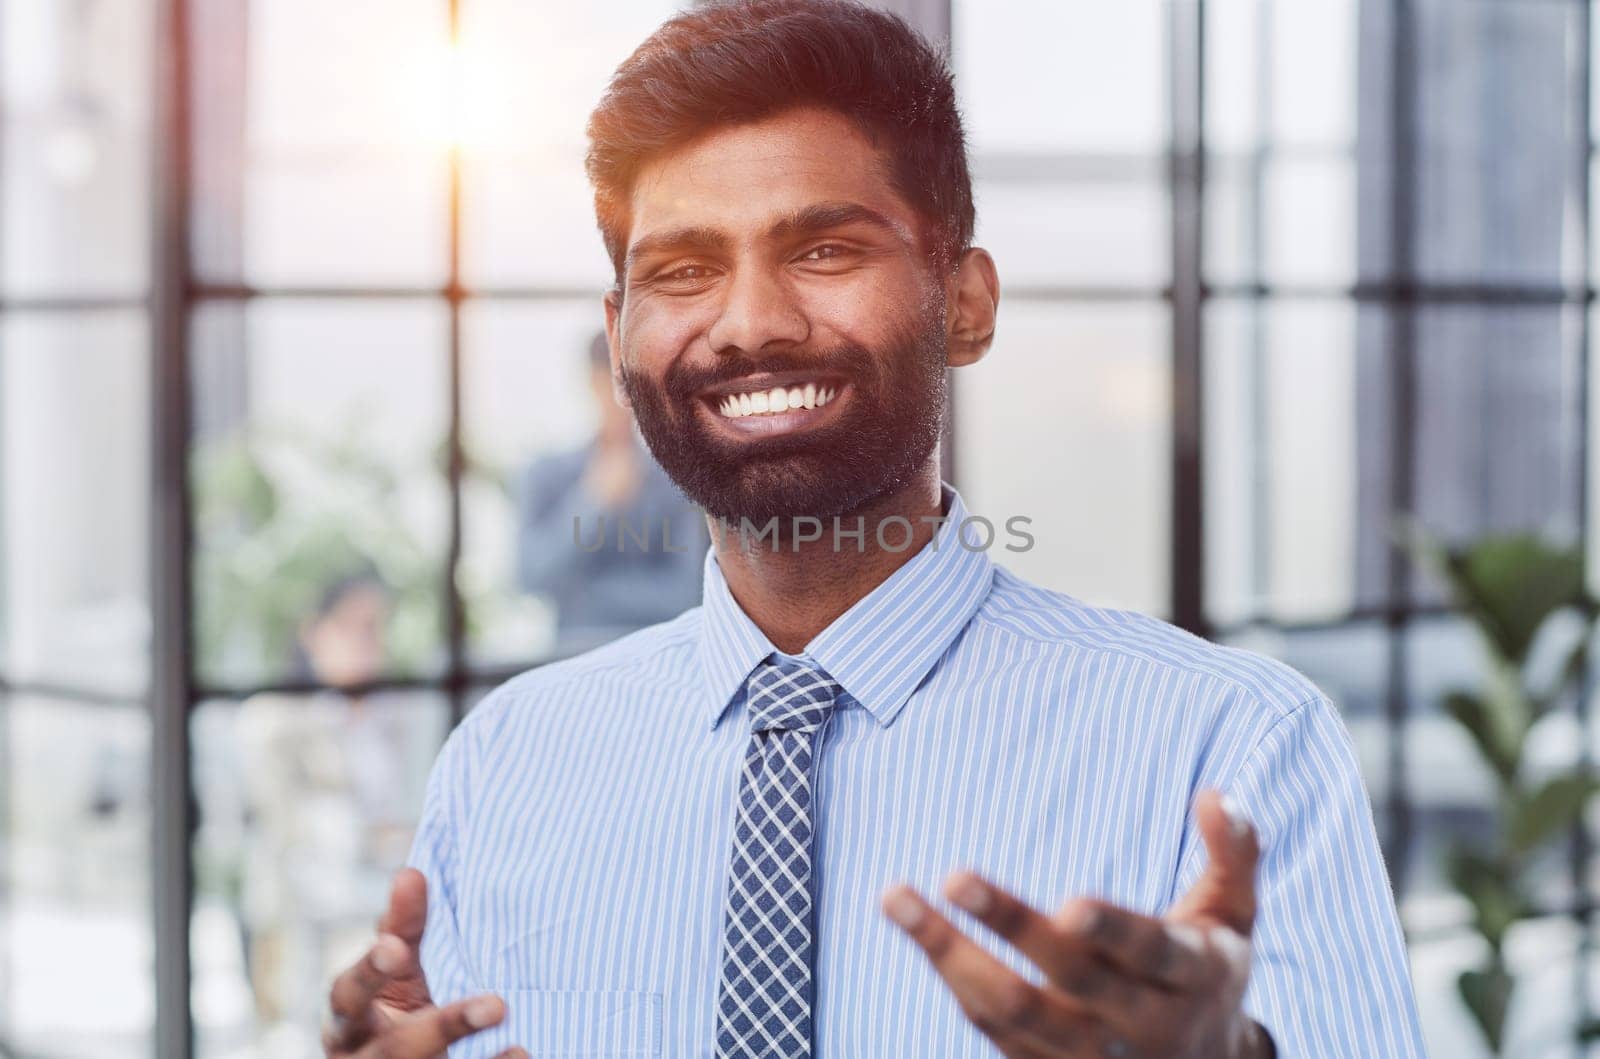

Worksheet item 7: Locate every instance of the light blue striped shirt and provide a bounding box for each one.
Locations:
[411,484,1426,1057]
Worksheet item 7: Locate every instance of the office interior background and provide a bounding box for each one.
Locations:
[1,0,1596,1055]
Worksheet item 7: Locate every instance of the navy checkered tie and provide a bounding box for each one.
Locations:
[713,655,842,1058]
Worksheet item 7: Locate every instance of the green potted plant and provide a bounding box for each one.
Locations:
[1411,531,1600,1054]
[190,425,448,685]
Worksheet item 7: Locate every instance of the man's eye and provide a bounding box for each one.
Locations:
[663,264,712,281]
[801,244,848,262]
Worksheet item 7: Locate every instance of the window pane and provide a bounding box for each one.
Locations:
[1204,0,1260,157]
[1205,298,1361,624]
[191,693,446,1055]
[1586,156,1600,292]
[1591,304,1600,599]
[1203,298,1260,624]
[954,0,1164,155]
[190,0,449,286]
[462,158,614,292]
[460,300,707,666]
[1412,0,1582,287]
[1406,305,1581,604]
[1206,0,1365,288]
[1269,1,1358,148]
[1206,155,1359,288]
[1206,0,1359,154]
[1203,159,1259,288]
[2,695,151,1056]
[189,299,450,688]
[1403,616,1501,903]
[955,301,1169,617]
[1265,157,1357,286]
[0,0,152,297]
[973,164,1167,289]
[1,310,150,697]
[1338,305,1581,612]
[457,0,689,289]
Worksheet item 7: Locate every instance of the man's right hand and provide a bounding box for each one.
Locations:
[322,867,526,1059]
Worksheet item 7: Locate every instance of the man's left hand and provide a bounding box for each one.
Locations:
[882,789,1273,1059]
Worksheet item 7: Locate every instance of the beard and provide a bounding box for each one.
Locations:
[619,315,948,524]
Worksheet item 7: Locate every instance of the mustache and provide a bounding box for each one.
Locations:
[660,346,879,404]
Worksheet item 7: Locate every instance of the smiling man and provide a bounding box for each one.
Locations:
[321,3,1427,1057]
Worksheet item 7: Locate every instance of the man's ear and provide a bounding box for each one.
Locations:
[945,247,999,368]
[602,289,632,410]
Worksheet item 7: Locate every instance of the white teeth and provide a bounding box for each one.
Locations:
[713,381,842,417]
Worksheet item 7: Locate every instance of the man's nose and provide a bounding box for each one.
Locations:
[706,266,809,356]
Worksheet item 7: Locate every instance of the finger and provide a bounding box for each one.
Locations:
[1169,790,1260,933]
[1052,897,1211,993]
[325,933,412,1045]
[352,994,506,1059]
[378,867,430,948]
[942,870,1102,988]
[883,883,1100,1050]
[943,872,1197,1046]
[490,1051,529,1059]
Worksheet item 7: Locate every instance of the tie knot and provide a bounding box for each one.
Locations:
[746,656,841,734]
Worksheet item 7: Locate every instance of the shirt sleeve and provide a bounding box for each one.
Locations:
[514,455,586,600]
[1182,695,1429,1058]
[405,720,481,1016]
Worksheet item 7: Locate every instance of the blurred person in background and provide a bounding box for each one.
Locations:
[238,567,429,1050]
[514,329,706,652]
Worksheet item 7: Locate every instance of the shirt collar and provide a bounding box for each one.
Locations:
[697,482,996,731]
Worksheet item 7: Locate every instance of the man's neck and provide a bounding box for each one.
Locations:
[708,465,946,654]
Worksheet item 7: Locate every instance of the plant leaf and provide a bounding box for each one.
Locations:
[1530,632,1595,717]
[1446,846,1524,949]
[1444,690,1521,785]
[1452,535,1584,666]
[1509,774,1600,854]
[1458,965,1514,1052]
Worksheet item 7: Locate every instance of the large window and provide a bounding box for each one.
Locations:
[0,0,155,1054]
[3,1,1599,1056]
[1203,3,1593,1057]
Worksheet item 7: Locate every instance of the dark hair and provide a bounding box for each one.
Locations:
[287,565,387,682]
[310,567,386,621]
[585,0,975,285]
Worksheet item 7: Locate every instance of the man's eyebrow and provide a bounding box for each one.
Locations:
[624,202,911,274]
[625,225,733,273]
[768,201,910,243]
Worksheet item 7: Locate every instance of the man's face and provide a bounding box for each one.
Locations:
[606,106,949,524]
